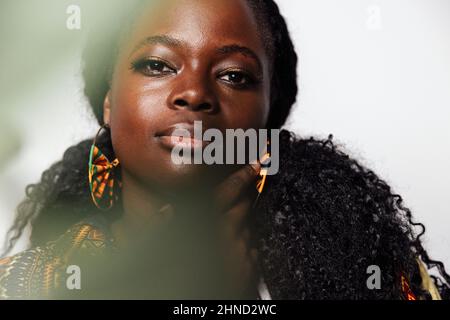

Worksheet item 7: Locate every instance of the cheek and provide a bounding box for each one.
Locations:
[213,72,271,130]
[108,75,168,163]
[110,74,167,135]
[220,89,270,130]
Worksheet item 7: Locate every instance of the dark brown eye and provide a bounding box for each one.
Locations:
[131,58,176,76]
[219,70,258,88]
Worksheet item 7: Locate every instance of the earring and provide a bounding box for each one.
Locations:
[253,141,271,208]
[256,152,270,194]
[88,124,120,210]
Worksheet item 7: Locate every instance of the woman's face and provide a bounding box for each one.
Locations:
[104,0,271,193]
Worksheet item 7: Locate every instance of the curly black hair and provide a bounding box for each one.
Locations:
[253,130,450,299]
[2,0,449,299]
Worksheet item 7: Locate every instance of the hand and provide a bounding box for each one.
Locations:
[214,162,262,298]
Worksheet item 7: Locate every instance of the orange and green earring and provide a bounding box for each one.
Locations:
[88,124,120,210]
[253,141,271,207]
[256,152,270,194]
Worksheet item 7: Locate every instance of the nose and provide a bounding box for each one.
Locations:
[167,70,218,114]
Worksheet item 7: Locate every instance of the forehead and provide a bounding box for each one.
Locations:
[121,0,267,59]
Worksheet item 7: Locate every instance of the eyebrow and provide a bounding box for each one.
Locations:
[130,35,183,56]
[130,35,263,71]
[216,44,263,72]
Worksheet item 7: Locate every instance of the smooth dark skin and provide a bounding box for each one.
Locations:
[103,0,272,297]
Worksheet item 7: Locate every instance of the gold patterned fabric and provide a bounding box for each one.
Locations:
[0,219,111,299]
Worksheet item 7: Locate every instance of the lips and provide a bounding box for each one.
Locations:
[155,122,209,150]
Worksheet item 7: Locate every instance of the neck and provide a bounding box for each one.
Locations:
[110,170,173,249]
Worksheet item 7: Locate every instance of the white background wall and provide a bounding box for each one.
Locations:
[278,0,450,273]
[0,1,449,274]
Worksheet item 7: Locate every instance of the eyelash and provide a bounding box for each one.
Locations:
[130,58,260,88]
[130,57,177,76]
[217,69,260,89]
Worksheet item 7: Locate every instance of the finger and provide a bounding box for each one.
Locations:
[221,199,252,238]
[225,199,252,233]
[215,162,261,211]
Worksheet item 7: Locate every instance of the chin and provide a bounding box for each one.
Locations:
[142,159,230,196]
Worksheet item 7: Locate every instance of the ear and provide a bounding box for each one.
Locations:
[103,90,112,125]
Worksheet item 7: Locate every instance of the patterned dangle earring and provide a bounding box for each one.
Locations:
[253,140,271,208]
[88,124,120,210]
